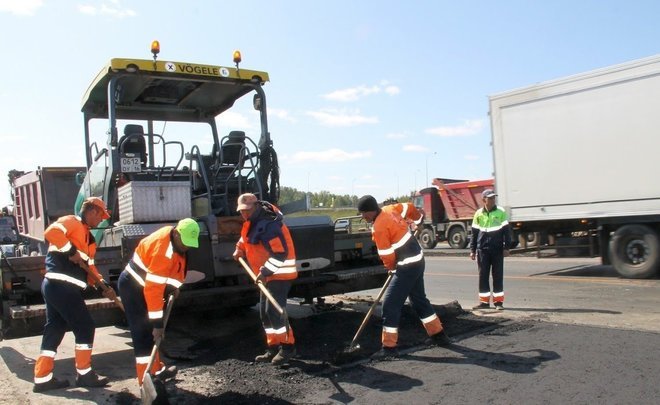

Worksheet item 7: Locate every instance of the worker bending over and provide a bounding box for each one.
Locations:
[117,218,200,386]
[357,195,450,359]
[33,197,114,392]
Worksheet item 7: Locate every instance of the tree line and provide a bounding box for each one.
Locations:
[278,186,411,208]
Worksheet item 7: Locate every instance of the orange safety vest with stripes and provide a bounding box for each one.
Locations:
[44,215,104,288]
[236,202,297,282]
[126,226,186,327]
[372,203,424,271]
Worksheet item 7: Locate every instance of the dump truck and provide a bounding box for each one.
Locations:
[413,178,494,249]
[0,43,385,338]
[489,54,660,278]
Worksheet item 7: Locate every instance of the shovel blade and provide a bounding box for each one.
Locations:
[141,373,157,405]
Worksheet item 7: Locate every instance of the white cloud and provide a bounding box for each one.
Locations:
[215,111,254,131]
[292,148,372,163]
[425,119,484,137]
[306,108,378,127]
[78,0,137,18]
[464,154,479,161]
[322,82,400,102]
[385,132,407,139]
[268,107,296,123]
[402,144,430,153]
[0,0,43,15]
[0,134,22,142]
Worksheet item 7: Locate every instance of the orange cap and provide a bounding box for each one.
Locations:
[84,197,111,219]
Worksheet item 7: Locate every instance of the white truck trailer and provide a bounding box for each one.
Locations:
[489,55,660,278]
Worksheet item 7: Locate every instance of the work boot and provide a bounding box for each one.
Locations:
[472,303,491,310]
[155,365,178,381]
[425,330,452,346]
[370,347,399,360]
[494,302,504,311]
[255,347,278,363]
[271,344,296,366]
[33,377,70,393]
[75,370,109,388]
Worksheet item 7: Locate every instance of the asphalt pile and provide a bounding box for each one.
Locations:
[110,300,508,404]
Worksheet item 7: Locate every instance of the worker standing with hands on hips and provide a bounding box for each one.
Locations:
[117,218,200,387]
[33,197,114,392]
[232,193,298,366]
[357,195,450,359]
[470,189,512,310]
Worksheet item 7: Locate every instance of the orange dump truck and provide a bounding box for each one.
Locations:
[413,178,494,249]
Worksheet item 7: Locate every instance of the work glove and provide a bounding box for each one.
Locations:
[387,269,397,276]
[232,249,245,260]
[255,272,266,284]
[101,282,118,301]
[152,327,164,342]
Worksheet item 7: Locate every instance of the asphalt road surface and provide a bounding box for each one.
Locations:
[0,254,658,404]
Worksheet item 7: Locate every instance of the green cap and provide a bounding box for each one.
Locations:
[175,218,200,248]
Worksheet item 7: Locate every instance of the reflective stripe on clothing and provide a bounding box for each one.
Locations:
[372,205,423,270]
[44,214,104,288]
[236,202,298,282]
[44,272,88,289]
[131,226,186,326]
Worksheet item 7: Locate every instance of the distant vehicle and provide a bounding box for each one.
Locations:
[334,219,350,233]
[413,178,494,249]
[489,54,660,278]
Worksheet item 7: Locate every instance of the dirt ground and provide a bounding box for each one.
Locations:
[108,300,507,404]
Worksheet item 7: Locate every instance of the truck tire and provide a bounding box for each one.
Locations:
[518,232,539,248]
[608,224,660,279]
[448,227,468,249]
[419,229,437,249]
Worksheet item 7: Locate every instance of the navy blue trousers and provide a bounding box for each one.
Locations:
[381,258,435,328]
[40,278,95,351]
[117,270,154,358]
[259,280,291,331]
[477,249,504,295]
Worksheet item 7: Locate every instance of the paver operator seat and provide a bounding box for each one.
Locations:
[119,124,148,168]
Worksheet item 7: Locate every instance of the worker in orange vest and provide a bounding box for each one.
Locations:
[117,218,200,386]
[33,197,115,392]
[357,195,450,359]
[232,193,298,366]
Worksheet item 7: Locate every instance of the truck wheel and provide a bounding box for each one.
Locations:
[448,227,468,249]
[518,232,539,248]
[608,224,660,279]
[419,229,437,249]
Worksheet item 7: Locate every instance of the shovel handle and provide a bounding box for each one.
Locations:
[238,257,285,315]
[80,261,125,312]
[349,272,394,348]
[142,295,175,382]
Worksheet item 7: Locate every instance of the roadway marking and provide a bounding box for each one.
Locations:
[424,271,659,286]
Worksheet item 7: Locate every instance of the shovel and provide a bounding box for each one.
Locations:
[238,257,285,315]
[339,272,394,358]
[238,257,292,337]
[141,294,175,405]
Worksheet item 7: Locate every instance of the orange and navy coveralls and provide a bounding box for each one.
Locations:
[117,226,185,385]
[34,215,106,385]
[372,203,444,348]
[235,201,297,349]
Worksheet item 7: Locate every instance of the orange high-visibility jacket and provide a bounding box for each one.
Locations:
[44,215,104,288]
[372,204,424,270]
[128,226,186,327]
[388,202,424,226]
[236,202,297,282]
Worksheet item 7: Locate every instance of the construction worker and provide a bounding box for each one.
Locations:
[33,197,114,392]
[232,193,298,366]
[470,189,512,310]
[117,218,200,387]
[357,195,450,359]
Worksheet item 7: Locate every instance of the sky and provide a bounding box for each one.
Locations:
[1,0,660,208]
